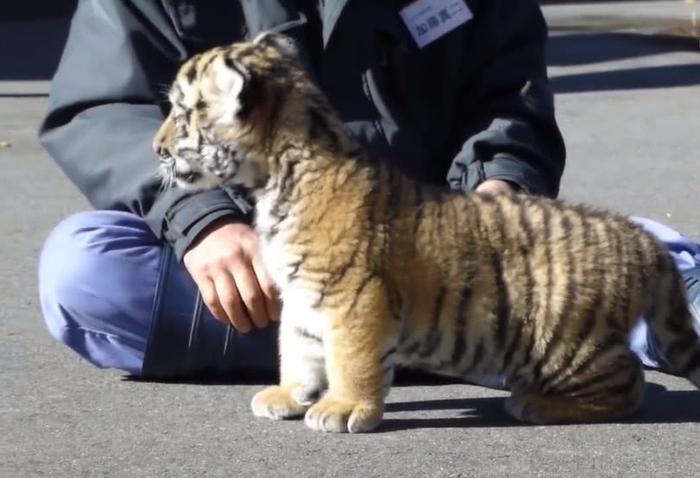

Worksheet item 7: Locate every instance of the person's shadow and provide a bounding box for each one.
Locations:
[378,382,700,432]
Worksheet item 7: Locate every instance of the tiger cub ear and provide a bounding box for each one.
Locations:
[205,55,249,122]
[252,31,298,58]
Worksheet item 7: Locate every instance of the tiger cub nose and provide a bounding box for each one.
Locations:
[156,144,171,158]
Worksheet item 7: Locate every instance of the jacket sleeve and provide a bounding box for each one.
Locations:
[446,0,566,197]
[39,0,251,259]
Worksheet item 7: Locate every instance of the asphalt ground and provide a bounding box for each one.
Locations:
[1,2,699,477]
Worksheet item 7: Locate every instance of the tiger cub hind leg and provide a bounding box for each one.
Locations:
[505,350,645,424]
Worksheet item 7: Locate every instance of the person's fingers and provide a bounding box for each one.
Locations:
[232,265,270,329]
[475,179,517,195]
[213,272,252,333]
[194,276,229,326]
[252,255,281,322]
[181,220,277,331]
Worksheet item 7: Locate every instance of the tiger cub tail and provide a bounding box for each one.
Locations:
[644,252,700,388]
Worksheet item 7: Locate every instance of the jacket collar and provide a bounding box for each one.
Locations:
[239,1,405,52]
[239,0,351,48]
[239,0,306,36]
[321,0,350,47]
[323,1,408,50]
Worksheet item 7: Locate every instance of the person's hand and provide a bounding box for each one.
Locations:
[183,219,281,333]
[475,179,518,195]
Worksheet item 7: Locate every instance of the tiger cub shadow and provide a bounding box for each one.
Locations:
[379,382,700,431]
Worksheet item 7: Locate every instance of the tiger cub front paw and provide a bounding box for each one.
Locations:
[251,385,317,420]
[304,396,383,433]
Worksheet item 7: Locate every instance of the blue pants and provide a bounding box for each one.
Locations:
[38,211,700,376]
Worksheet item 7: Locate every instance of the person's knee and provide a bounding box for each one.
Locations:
[38,212,157,370]
[39,212,116,342]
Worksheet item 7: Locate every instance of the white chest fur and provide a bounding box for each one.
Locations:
[255,201,300,289]
[255,191,326,340]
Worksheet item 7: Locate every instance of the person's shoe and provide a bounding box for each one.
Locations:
[682,266,700,336]
[639,266,700,372]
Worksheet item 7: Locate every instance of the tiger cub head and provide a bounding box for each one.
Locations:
[154,32,331,191]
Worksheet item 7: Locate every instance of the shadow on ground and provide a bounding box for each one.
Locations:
[548,33,700,93]
[0,1,75,79]
[127,370,700,432]
[0,19,71,81]
[379,382,700,432]
[550,63,700,93]
[548,32,698,66]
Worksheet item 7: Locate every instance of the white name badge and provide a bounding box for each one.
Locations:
[400,0,473,48]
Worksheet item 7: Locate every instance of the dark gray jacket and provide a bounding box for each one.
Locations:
[40,0,565,259]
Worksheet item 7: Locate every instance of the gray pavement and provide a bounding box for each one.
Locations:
[2,2,699,477]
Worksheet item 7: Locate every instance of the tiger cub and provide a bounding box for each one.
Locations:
[154,32,700,432]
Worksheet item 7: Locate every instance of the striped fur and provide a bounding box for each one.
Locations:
[154,33,700,432]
